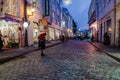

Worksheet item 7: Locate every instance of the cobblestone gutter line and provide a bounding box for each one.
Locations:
[90,42,120,63]
[0,49,36,64]
[0,42,62,64]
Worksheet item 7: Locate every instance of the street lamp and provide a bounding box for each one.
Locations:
[23,22,29,28]
[24,0,35,47]
[64,0,72,5]
[108,27,112,33]
[67,29,70,32]
[67,29,72,37]
[23,21,29,46]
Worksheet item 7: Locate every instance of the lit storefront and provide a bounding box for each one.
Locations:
[33,24,39,43]
[0,19,21,48]
[90,21,97,40]
[0,0,23,48]
[49,27,55,40]
[55,29,60,39]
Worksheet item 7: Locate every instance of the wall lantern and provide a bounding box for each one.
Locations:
[108,27,112,33]
[67,29,70,32]
[27,6,35,17]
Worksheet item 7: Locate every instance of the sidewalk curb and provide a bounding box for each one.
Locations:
[90,42,120,62]
[0,42,62,64]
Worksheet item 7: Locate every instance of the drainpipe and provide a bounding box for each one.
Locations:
[114,0,116,47]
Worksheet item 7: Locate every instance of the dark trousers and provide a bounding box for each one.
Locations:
[38,39,46,55]
[38,39,46,50]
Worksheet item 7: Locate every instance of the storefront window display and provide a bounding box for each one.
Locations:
[49,27,55,40]
[33,22,44,43]
[33,28,39,43]
[0,20,20,48]
[55,29,60,39]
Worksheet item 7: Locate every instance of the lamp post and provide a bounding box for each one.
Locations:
[23,0,35,47]
[23,21,29,46]
[23,0,28,47]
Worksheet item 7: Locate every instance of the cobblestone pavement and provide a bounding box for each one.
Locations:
[0,40,120,80]
[90,42,120,59]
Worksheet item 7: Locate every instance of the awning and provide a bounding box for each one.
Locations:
[2,13,22,23]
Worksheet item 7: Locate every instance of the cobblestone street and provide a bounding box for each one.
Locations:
[0,40,120,80]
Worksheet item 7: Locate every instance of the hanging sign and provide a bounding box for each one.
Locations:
[38,17,48,29]
[41,18,48,27]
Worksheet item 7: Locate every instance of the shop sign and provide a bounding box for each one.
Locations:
[38,18,48,28]
[0,0,5,17]
[41,18,48,27]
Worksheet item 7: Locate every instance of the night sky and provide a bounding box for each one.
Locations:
[64,0,91,30]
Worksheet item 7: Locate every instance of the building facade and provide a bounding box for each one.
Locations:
[41,0,63,40]
[24,0,63,46]
[62,7,73,38]
[115,0,120,47]
[0,0,24,48]
[72,20,77,34]
[61,8,68,36]
[0,0,74,48]
[26,0,43,45]
[89,0,116,46]
[97,0,115,46]
[88,0,97,40]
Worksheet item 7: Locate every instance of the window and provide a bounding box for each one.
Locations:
[107,19,111,27]
[107,19,111,32]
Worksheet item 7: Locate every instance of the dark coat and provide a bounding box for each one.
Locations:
[0,37,3,48]
[103,32,110,45]
[38,33,46,50]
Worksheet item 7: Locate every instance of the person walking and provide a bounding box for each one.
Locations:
[37,16,48,57]
[61,35,65,43]
[64,35,69,45]
[38,30,47,57]
[91,35,94,42]
[103,32,110,45]
[0,34,3,52]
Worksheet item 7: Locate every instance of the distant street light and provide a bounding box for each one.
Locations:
[64,0,72,5]
[108,27,112,33]
[62,21,65,27]
[67,29,70,32]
